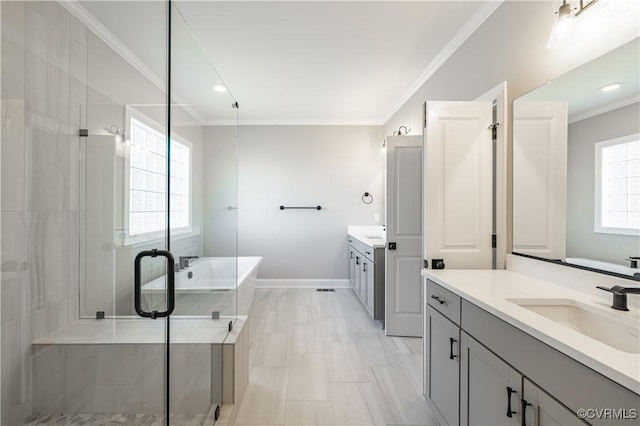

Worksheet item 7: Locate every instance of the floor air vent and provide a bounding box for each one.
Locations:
[316,288,335,292]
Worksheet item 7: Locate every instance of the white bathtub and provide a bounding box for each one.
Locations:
[143,256,262,315]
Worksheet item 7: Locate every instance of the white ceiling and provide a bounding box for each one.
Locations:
[77,1,502,125]
[520,37,639,122]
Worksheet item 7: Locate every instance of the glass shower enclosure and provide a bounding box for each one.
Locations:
[1,1,238,424]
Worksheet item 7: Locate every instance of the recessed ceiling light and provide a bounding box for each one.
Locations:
[600,83,622,92]
[213,84,228,93]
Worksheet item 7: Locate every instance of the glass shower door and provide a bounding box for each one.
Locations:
[166,3,239,421]
[78,0,175,420]
[1,0,239,423]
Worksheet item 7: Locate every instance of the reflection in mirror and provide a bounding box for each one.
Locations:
[513,38,639,279]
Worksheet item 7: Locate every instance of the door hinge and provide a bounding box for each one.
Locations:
[422,102,427,129]
[492,234,497,248]
[488,122,500,140]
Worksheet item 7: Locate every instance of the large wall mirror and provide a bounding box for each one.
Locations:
[513,37,639,280]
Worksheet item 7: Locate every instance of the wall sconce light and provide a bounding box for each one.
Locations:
[380,139,387,155]
[392,125,411,136]
[107,125,126,145]
[547,0,599,49]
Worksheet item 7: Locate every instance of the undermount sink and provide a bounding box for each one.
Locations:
[507,298,640,354]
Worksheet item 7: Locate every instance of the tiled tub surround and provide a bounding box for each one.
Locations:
[423,269,640,393]
[30,316,249,417]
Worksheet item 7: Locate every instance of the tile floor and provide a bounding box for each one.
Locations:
[217,288,436,426]
[23,288,436,426]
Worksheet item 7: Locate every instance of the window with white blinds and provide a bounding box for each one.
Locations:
[127,116,191,239]
[595,134,640,236]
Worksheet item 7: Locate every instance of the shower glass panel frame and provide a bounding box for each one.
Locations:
[0,0,239,424]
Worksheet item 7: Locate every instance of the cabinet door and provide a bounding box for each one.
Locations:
[349,248,355,288]
[366,261,375,317]
[425,306,460,425]
[522,379,587,426]
[460,331,521,426]
[354,254,361,296]
[360,260,368,304]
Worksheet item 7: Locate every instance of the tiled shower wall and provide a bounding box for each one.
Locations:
[1,2,86,423]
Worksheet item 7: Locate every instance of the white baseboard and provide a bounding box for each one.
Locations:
[256,279,350,289]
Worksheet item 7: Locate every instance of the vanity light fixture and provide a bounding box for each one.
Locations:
[600,82,622,92]
[107,125,126,145]
[213,84,228,93]
[546,0,599,50]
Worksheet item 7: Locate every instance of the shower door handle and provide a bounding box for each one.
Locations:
[134,249,176,319]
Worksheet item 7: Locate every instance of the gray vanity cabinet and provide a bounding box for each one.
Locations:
[365,259,375,317]
[424,278,640,426]
[521,378,586,426]
[460,331,521,426]
[425,306,460,425]
[354,253,362,295]
[424,281,462,426]
[347,238,384,321]
[349,247,356,288]
[359,258,369,307]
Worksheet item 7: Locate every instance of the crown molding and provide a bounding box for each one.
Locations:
[380,0,503,125]
[569,95,640,124]
[58,0,207,124]
[203,119,382,126]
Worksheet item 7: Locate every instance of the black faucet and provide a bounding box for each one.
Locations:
[596,285,640,311]
[179,256,199,270]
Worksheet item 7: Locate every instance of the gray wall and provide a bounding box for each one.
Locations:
[383,0,639,254]
[567,102,640,263]
[204,125,385,279]
[384,1,638,134]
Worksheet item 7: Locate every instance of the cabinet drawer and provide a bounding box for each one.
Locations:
[426,279,461,326]
[348,238,376,262]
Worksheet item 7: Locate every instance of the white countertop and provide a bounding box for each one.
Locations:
[347,225,386,248]
[423,269,640,394]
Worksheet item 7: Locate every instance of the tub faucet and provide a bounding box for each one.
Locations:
[596,285,640,311]
[179,256,198,270]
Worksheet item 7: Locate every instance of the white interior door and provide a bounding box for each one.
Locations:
[385,135,423,337]
[513,101,567,260]
[424,101,493,269]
